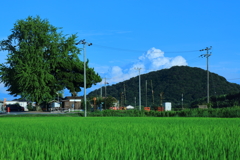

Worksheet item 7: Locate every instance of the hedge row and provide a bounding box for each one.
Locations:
[83,107,240,118]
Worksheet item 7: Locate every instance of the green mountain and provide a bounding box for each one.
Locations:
[88,66,240,108]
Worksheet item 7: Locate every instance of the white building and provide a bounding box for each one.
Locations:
[126,105,134,110]
[5,99,29,111]
[163,102,172,111]
[51,102,61,108]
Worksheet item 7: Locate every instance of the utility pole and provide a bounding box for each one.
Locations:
[200,46,212,104]
[124,82,126,106]
[151,80,154,104]
[76,39,92,117]
[103,78,109,109]
[100,82,102,98]
[135,68,142,110]
[121,92,124,107]
[160,92,164,107]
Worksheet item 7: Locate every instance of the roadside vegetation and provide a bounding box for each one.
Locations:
[1,106,240,118]
[86,106,240,117]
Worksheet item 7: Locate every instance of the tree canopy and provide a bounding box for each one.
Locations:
[0,16,101,104]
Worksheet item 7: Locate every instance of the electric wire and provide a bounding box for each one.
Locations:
[93,44,200,54]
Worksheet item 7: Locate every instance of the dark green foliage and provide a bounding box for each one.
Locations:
[0,113,80,117]
[80,99,92,110]
[191,91,240,108]
[2,107,240,118]
[0,16,101,104]
[27,103,36,111]
[102,96,118,109]
[89,96,118,109]
[88,66,240,108]
[85,109,147,117]
[85,107,240,118]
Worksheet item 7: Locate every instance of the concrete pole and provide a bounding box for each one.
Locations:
[100,82,102,98]
[105,78,107,109]
[76,39,92,117]
[199,46,212,105]
[83,43,87,117]
[135,68,142,111]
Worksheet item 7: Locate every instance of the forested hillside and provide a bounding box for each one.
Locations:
[88,66,240,108]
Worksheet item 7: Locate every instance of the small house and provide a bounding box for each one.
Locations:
[6,99,29,111]
[61,96,82,110]
[198,105,208,109]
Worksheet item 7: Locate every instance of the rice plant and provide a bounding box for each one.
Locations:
[0,117,239,159]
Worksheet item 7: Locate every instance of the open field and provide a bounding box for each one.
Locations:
[0,117,239,159]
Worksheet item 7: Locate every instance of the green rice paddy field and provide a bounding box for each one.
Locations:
[0,117,239,160]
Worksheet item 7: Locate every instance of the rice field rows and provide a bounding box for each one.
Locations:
[0,117,239,160]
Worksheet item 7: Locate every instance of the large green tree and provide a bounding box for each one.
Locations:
[0,16,101,104]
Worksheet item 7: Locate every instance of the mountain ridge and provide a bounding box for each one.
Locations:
[88,66,240,108]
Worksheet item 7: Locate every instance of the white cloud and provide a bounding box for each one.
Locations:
[111,66,123,77]
[98,47,188,85]
[167,56,187,68]
[78,47,189,95]
[145,47,164,59]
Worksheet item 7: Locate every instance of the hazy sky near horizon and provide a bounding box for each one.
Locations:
[1,0,240,100]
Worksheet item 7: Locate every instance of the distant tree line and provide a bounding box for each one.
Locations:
[191,91,240,108]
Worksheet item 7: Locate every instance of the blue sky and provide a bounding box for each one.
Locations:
[1,0,240,100]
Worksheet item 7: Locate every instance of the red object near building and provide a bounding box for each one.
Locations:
[144,107,150,111]
[7,107,10,112]
[155,107,164,112]
[109,107,118,110]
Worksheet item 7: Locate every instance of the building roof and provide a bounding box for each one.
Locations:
[63,96,83,100]
[11,98,29,102]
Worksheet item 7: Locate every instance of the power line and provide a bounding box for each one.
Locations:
[93,44,199,54]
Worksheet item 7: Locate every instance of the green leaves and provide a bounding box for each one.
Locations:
[0,16,101,104]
